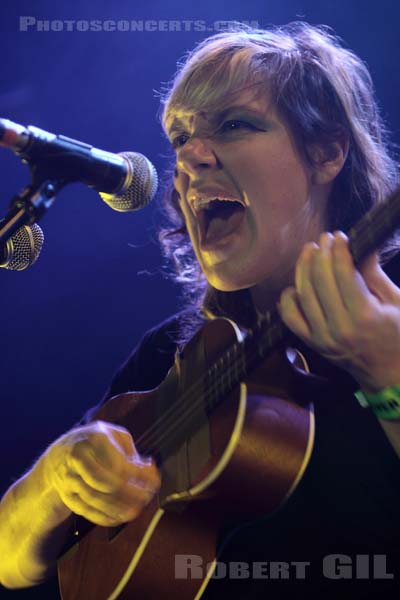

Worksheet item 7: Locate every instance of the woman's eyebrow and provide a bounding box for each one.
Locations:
[217,105,266,120]
[167,117,186,137]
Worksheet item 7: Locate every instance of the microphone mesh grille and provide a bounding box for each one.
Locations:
[100,152,158,212]
[3,224,44,270]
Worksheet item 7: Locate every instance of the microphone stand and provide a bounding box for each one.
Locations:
[0,174,65,245]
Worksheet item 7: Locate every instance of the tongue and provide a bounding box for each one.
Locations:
[204,204,245,245]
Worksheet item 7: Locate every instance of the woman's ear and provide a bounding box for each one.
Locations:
[310,137,349,185]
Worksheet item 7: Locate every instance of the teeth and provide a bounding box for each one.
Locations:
[193,198,215,211]
[192,197,243,214]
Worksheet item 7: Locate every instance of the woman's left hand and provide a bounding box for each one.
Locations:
[279,231,400,393]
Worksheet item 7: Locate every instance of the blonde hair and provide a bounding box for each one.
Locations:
[159,22,399,331]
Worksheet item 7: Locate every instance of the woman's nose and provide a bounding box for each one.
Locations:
[176,137,218,177]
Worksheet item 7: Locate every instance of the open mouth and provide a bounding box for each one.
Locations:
[196,198,246,246]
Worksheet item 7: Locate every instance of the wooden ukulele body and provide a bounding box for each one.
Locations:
[58,318,314,599]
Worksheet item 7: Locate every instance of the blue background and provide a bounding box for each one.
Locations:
[0,0,399,597]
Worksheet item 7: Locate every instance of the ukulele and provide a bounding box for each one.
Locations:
[58,185,400,599]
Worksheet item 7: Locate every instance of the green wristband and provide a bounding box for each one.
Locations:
[355,385,400,420]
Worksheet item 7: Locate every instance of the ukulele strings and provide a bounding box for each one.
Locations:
[135,316,283,455]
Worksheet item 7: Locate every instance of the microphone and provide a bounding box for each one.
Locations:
[0,223,44,270]
[0,118,158,211]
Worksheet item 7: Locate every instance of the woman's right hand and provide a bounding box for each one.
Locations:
[43,420,161,527]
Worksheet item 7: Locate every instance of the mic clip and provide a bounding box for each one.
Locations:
[0,178,62,247]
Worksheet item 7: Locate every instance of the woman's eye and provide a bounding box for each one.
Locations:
[220,119,254,132]
[171,133,190,148]
[170,120,256,148]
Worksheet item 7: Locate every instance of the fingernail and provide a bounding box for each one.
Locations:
[334,230,347,242]
[321,232,333,248]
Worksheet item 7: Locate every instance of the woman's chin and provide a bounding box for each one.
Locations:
[205,271,258,293]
